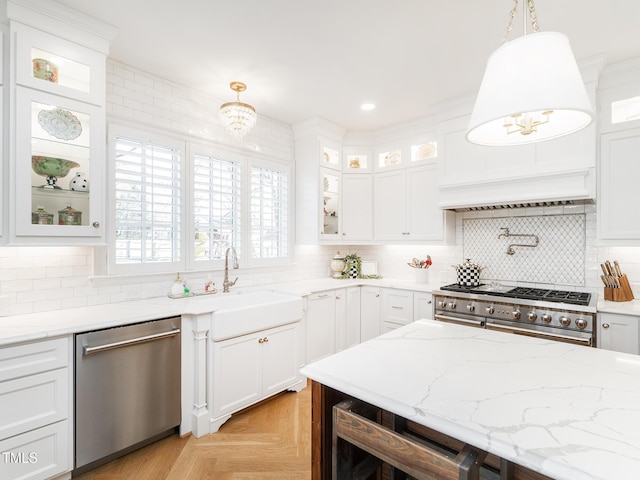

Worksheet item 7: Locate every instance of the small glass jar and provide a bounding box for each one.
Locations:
[58,204,82,225]
[32,205,53,225]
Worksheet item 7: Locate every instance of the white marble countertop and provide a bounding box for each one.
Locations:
[0,277,438,346]
[301,319,640,480]
[597,297,640,316]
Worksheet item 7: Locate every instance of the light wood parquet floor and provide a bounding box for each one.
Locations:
[75,384,312,480]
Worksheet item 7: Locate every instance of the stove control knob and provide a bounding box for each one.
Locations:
[512,309,521,320]
[467,303,475,313]
[559,316,571,327]
[541,314,552,323]
[575,318,588,330]
[485,305,494,315]
[527,311,537,322]
[437,300,446,308]
[448,301,457,310]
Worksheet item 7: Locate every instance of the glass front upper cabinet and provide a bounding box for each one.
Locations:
[321,145,340,170]
[342,148,372,173]
[377,148,402,169]
[14,22,105,106]
[15,87,103,238]
[321,171,340,237]
[411,142,438,162]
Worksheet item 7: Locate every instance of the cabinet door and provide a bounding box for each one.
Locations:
[14,87,104,240]
[413,292,434,321]
[381,289,413,326]
[212,333,261,417]
[599,129,640,240]
[406,164,441,240]
[598,313,640,354]
[334,289,347,352]
[344,287,361,349]
[262,323,300,397]
[0,420,70,480]
[305,292,336,363]
[342,174,373,241]
[360,287,381,342]
[14,22,106,106]
[321,169,341,239]
[374,170,406,240]
[0,369,68,440]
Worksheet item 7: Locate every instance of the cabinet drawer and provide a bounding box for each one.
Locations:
[0,369,69,439]
[381,290,413,325]
[0,337,69,382]
[0,420,70,480]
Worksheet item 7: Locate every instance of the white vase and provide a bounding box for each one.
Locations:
[69,171,89,192]
[415,269,429,284]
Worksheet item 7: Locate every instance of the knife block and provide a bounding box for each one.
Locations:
[604,274,635,302]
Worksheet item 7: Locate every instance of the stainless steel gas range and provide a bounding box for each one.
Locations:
[432,284,596,346]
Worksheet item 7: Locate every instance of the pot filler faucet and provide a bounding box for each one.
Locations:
[223,246,239,292]
[498,227,539,255]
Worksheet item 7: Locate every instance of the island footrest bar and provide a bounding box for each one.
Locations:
[332,399,488,480]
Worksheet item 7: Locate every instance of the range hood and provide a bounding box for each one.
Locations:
[448,198,594,212]
[438,166,596,212]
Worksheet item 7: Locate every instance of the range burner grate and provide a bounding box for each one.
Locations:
[439,284,591,306]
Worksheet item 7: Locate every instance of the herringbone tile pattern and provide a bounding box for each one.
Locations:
[76,385,312,479]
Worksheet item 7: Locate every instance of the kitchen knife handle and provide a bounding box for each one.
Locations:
[614,260,623,277]
[605,260,614,276]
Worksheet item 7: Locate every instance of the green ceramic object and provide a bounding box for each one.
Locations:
[31,156,80,177]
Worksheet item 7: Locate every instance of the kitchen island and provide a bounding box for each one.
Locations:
[300,319,640,480]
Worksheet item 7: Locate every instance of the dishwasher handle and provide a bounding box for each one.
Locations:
[83,328,181,356]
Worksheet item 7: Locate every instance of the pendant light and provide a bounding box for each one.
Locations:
[219,81,257,140]
[466,0,595,146]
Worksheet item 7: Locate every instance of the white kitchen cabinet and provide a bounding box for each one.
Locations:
[437,113,596,209]
[305,291,338,363]
[360,286,381,342]
[341,174,373,241]
[381,288,414,331]
[342,147,372,173]
[598,313,640,354]
[598,128,640,242]
[14,87,104,241]
[0,336,73,480]
[413,291,434,321]
[294,119,346,244]
[7,10,114,244]
[375,163,452,242]
[212,322,301,421]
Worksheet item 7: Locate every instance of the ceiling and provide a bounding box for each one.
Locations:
[55,0,640,132]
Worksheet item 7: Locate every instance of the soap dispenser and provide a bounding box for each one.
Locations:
[170,273,185,297]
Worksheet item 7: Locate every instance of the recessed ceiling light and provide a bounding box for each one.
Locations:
[360,103,376,111]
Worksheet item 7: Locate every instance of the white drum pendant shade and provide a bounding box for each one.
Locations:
[466,31,595,146]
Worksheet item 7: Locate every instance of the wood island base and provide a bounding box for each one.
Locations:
[311,381,552,480]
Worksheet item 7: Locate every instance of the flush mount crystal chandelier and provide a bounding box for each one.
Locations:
[219,81,257,140]
[466,0,595,146]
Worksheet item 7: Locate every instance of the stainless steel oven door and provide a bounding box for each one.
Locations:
[434,311,486,328]
[486,319,592,347]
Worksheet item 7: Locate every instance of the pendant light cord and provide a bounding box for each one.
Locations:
[502,0,540,44]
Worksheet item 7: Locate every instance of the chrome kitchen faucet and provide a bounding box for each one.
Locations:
[223,246,239,292]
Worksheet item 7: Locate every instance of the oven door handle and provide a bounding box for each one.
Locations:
[486,323,592,346]
[434,314,485,328]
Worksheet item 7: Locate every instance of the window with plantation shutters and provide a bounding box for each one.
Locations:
[111,129,183,271]
[250,163,289,260]
[193,153,241,261]
[104,124,292,276]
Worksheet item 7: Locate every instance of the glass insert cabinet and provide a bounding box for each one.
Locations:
[10,21,106,240]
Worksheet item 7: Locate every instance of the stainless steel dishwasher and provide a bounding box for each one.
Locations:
[73,317,181,476]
